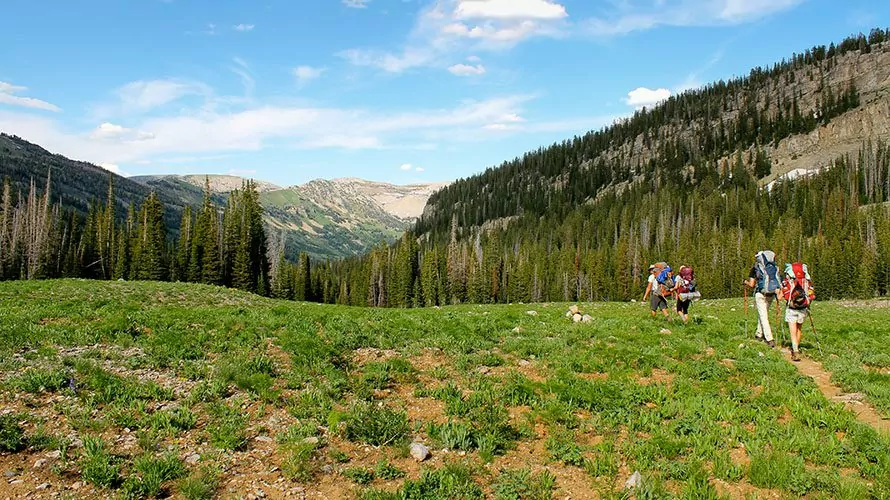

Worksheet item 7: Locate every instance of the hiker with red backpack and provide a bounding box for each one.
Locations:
[671,265,700,323]
[744,250,782,348]
[781,262,816,362]
[643,262,673,320]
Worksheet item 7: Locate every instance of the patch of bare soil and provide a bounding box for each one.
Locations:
[636,368,674,386]
[783,348,890,435]
[711,478,784,499]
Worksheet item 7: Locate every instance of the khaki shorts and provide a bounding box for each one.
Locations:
[785,307,809,324]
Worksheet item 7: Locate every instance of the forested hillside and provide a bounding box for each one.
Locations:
[0,134,196,231]
[292,29,890,307]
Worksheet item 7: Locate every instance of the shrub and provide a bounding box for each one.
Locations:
[341,402,409,446]
[0,414,25,452]
[492,468,556,500]
[81,436,121,488]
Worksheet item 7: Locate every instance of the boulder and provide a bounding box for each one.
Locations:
[568,305,580,315]
[572,314,582,323]
[526,310,538,316]
[581,315,593,323]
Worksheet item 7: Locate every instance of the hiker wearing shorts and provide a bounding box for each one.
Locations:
[672,265,693,323]
[782,263,815,362]
[744,251,781,348]
[643,264,671,320]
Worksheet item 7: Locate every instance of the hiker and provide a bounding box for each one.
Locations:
[672,265,698,323]
[643,263,672,320]
[781,262,815,362]
[744,250,782,347]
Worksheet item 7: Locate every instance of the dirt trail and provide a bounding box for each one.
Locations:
[783,348,890,435]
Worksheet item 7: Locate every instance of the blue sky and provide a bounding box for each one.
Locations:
[0,0,886,187]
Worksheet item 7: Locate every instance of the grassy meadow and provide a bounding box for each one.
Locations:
[1,279,889,499]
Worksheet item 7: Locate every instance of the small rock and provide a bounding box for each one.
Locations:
[70,439,83,449]
[730,308,737,312]
[833,393,866,402]
[526,310,538,316]
[581,314,593,323]
[45,451,61,459]
[568,305,580,315]
[300,436,320,446]
[660,328,672,335]
[572,314,582,323]
[10,479,23,485]
[625,471,642,490]
[511,326,522,333]
[34,459,48,468]
[185,453,201,465]
[36,483,50,490]
[4,471,18,478]
[71,481,82,490]
[410,442,430,462]
[518,359,531,367]
[630,299,637,303]
[321,465,334,474]
[476,366,491,375]
[254,436,274,443]
[565,311,573,318]
[758,352,765,357]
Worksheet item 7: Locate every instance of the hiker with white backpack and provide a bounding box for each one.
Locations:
[781,262,816,362]
[744,250,782,348]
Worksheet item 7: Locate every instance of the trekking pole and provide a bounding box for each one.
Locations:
[775,296,785,349]
[807,306,824,356]
[743,285,749,337]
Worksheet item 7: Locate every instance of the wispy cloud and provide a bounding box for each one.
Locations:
[0,81,61,112]
[583,0,805,36]
[448,63,486,76]
[230,57,256,99]
[343,0,371,8]
[293,66,327,86]
[233,24,255,32]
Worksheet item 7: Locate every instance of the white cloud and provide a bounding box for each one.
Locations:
[90,122,155,142]
[454,0,568,20]
[415,167,425,172]
[584,0,805,36]
[343,0,371,7]
[340,0,569,74]
[230,58,256,98]
[624,87,671,109]
[233,24,255,32]
[204,23,217,35]
[99,163,122,175]
[448,63,486,76]
[0,91,549,169]
[294,66,327,85]
[0,81,61,112]
[400,163,413,170]
[466,55,482,62]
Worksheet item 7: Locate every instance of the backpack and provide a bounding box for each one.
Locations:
[655,266,674,296]
[678,266,696,293]
[754,251,781,295]
[784,262,815,310]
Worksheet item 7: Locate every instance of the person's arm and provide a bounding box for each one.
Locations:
[745,266,756,288]
[643,280,652,301]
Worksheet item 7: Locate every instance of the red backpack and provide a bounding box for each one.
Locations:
[783,262,814,310]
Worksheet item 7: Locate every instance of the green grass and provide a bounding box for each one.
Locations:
[2,279,890,498]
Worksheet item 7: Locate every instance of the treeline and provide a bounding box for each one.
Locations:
[305,141,890,306]
[0,175,271,295]
[416,30,883,236]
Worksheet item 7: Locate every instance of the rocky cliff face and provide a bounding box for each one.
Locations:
[587,42,890,184]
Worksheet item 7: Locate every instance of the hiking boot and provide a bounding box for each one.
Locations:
[791,350,801,362]
[767,340,776,348]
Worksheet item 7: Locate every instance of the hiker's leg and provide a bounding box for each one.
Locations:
[754,293,773,341]
[785,308,804,353]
